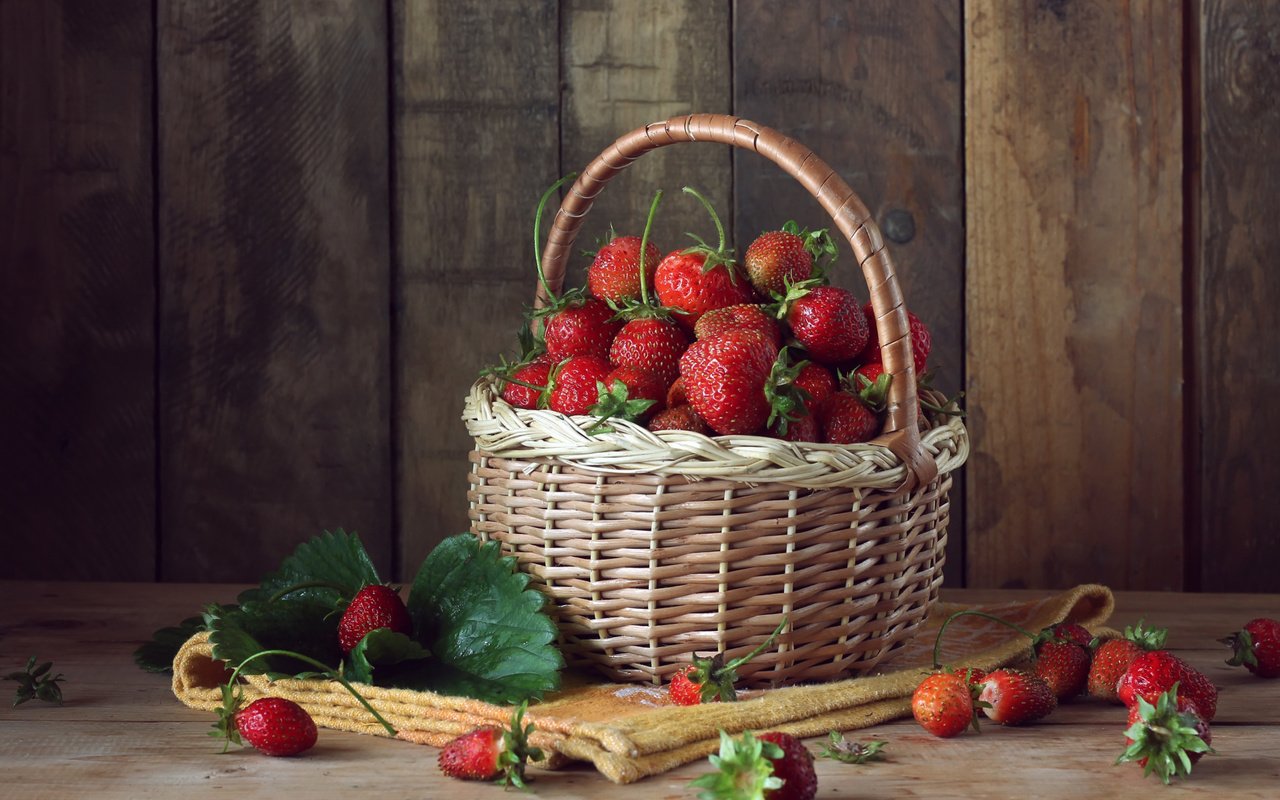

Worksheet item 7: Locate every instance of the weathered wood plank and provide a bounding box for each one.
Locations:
[157,0,392,581]
[0,1,155,580]
[964,1,1184,590]
[392,1,560,576]
[1196,1,1280,592]
[733,0,966,584]
[561,0,733,255]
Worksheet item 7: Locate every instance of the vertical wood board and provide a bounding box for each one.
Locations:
[158,0,392,581]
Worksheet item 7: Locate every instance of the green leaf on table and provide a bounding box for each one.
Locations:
[406,535,562,704]
[206,598,344,677]
[133,613,224,674]
[237,528,381,608]
[345,628,432,685]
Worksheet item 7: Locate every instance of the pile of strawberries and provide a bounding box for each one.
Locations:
[489,184,938,444]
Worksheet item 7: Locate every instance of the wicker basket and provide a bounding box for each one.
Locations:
[463,114,969,687]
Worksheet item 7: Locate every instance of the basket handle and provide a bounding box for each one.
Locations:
[537,113,937,488]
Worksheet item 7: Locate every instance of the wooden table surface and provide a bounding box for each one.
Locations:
[1,582,1278,799]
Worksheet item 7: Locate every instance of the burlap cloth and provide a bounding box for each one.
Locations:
[172,584,1113,783]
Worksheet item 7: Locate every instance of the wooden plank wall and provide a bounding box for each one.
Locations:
[2,1,1278,592]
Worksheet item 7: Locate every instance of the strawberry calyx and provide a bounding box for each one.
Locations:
[764,350,815,436]
[1092,618,1168,653]
[686,618,788,704]
[768,277,823,321]
[1116,683,1214,784]
[679,186,741,280]
[494,701,544,790]
[781,219,839,275]
[5,655,65,707]
[837,369,893,414]
[1221,628,1259,670]
[916,369,966,418]
[587,380,655,433]
[690,730,785,799]
[819,732,887,764]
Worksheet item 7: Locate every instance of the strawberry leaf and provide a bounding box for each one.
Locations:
[134,613,225,674]
[206,599,344,678]
[238,528,381,608]
[344,628,432,684]
[406,535,562,704]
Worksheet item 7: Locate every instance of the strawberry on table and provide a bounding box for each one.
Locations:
[438,702,543,788]
[691,730,817,800]
[587,234,662,305]
[1117,685,1213,784]
[1032,628,1092,701]
[912,671,981,738]
[654,188,759,329]
[338,584,412,654]
[977,668,1056,725]
[1117,650,1219,722]
[1223,617,1280,678]
[1088,620,1167,702]
[234,697,318,757]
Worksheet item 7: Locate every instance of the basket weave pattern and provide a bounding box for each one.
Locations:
[462,114,969,686]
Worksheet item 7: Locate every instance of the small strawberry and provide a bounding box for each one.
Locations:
[587,234,662,305]
[542,298,623,361]
[1032,637,1091,701]
[776,281,869,366]
[912,671,981,738]
[666,375,688,407]
[1088,620,1167,702]
[438,701,542,788]
[546,354,613,416]
[499,361,551,410]
[338,584,412,654]
[654,188,758,329]
[648,404,711,434]
[1223,617,1280,679]
[820,391,879,444]
[668,619,786,705]
[694,303,782,349]
[234,697,318,757]
[859,302,931,373]
[978,669,1056,725]
[743,221,838,297]
[1118,651,1219,722]
[1049,622,1093,648]
[690,730,816,800]
[609,317,690,386]
[679,329,780,436]
[1117,685,1213,784]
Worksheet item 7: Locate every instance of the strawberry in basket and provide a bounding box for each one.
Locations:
[654,188,760,329]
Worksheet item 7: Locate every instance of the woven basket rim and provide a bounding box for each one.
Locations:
[463,375,969,490]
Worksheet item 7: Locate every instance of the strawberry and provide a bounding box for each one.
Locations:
[776,282,869,366]
[542,298,622,361]
[694,303,782,349]
[668,619,786,705]
[743,231,812,297]
[234,697,318,757]
[679,329,780,435]
[1117,685,1213,784]
[648,404,710,434]
[609,317,689,386]
[1223,617,1280,679]
[793,362,836,417]
[338,584,412,653]
[499,361,551,410]
[666,375,688,407]
[912,671,981,738]
[587,234,662,305]
[860,302,931,373]
[978,669,1056,725]
[772,412,819,443]
[1033,638,1091,701]
[438,702,542,788]
[954,666,987,686]
[590,366,664,425]
[690,730,816,800]
[654,188,758,329]
[1088,620,1167,702]
[546,354,613,416]
[1118,651,1219,721]
[820,391,879,444]
[1049,622,1093,648]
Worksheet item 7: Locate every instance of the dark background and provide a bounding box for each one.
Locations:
[2,0,1276,591]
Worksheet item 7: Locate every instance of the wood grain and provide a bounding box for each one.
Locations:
[560,0,733,256]
[1195,1,1280,592]
[157,0,392,581]
[964,1,1184,590]
[392,1,560,576]
[733,0,966,583]
[0,1,155,579]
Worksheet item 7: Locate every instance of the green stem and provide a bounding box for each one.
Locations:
[533,173,579,304]
[931,610,1037,670]
[726,617,789,671]
[637,189,663,306]
[267,581,351,604]
[226,649,397,737]
[682,186,726,252]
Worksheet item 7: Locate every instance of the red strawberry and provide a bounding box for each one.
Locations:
[1224,617,1280,678]
[648,404,710,434]
[772,412,819,443]
[499,362,551,410]
[1117,686,1213,784]
[542,298,622,361]
[978,669,1056,725]
[694,303,782,349]
[338,585,412,653]
[1118,651,1219,721]
[690,730,816,800]
[954,667,988,686]
[912,672,981,738]
[679,329,779,435]
[1049,622,1093,648]
[667,620,786,705]
[654,188,758,329]
[667,665,707,706]
[1033,639,1091,701]
[592,366,665,424]
[235,697,318,757]
[666,375,688,407]
[545,355,613,417]
[609,317,689,386]
[1088,620,1167,702]
[860,302,931,373]
[743,230,814,296]
[794,363,836,416]
[438,702,542,788]
[820,391,879,444]
[587,234,662,305]
[778,282,869,366]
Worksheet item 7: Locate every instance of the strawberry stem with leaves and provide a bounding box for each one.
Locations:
[680,186,737,276]
[5,656,65,707]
